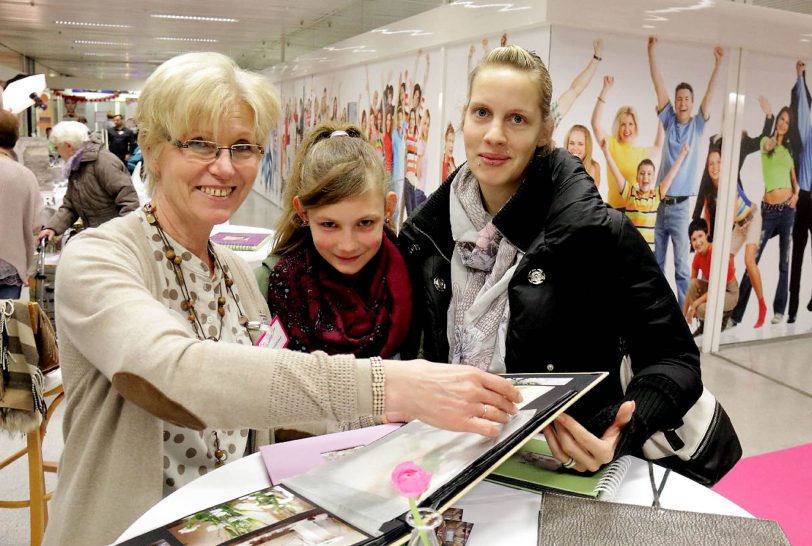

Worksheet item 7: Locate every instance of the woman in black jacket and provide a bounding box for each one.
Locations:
[398,45,702,473]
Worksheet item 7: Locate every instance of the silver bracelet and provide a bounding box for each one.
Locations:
[370,356,386,416]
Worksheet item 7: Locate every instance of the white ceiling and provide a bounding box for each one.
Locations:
[2,0,812,92]
[0,0,443,90]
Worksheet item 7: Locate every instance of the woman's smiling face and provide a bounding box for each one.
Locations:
[153,102,260,232]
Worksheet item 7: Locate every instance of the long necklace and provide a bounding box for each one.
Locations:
[144,202,247,466]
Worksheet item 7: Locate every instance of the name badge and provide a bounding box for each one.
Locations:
[256,316,289,349]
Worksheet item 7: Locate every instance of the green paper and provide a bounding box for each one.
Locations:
[488,439,615,498]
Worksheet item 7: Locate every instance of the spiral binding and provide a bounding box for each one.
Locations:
[594,455,632,501]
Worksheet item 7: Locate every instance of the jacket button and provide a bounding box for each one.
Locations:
[408,243,421,254]
[546,363,555,372]
[433,277,447,292]
[528,269,546,285]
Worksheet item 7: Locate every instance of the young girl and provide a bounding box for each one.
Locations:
[733,106,800,326]
[600,139,689,252]
[564,124,601,188]
[257,122,411,358]
[442,122,457,182]
[399,45,704,474]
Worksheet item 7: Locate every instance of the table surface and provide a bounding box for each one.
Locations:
[117,451,751,545]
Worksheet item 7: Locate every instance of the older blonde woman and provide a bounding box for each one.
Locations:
[43,53,520,546]
[37,121,138,242]
[591,75,663,210]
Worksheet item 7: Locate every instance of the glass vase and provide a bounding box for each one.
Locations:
[405,507,442,546]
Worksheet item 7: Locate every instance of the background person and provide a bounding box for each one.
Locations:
[43,52,521,546]
[788,60,812,323]
[731,106,800,326]
[564,123,601,188]
[694,122,771,329]
[37,120,139,243]
[399,45,701,474]
[684,218,739,336]
[0,110,41,299]
[107,113,137,165]
[591,75,663,210]
[647,36,724,308]
[600,141,689,252]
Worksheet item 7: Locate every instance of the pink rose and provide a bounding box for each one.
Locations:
[391,461,432,498]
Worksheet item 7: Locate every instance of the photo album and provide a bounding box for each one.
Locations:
[118,372,606,546]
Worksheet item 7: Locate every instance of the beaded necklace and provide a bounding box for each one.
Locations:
[144,202,248,466]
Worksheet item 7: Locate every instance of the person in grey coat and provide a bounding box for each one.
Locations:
[38,121,138,242]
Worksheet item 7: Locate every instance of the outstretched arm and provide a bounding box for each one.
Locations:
[556,39,604,124]
[659,143,690,198]
[647,37,670,111]
[759,95,775,138]
[421,51,430,92]
[365,65,373,111]
[793,61,810,146]
[591,75,613,145]
[650,110,665,157]
[699,47,724,120]
[599,137,627,194]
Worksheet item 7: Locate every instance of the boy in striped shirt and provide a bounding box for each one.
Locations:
[600,140,689,252]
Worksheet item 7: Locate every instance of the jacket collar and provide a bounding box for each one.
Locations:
[495,148,607,253]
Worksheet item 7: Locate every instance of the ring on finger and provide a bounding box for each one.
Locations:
[480,405,489,419]
[562,457,576,469]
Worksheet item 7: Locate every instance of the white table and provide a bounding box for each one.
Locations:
[117,452,751,545]
[210,223,275,270]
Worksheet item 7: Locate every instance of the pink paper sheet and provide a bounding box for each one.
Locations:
[713,442,812,545]
[260,423,402,485]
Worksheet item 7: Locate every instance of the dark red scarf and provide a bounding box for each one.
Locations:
[266,234,412,358]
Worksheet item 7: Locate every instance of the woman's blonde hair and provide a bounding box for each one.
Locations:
[465,45,554,155]
[50,121,90,149]
[136,52,280,194]
[611,106,640,142]
[563,124,599,179]
[272,122,389,255]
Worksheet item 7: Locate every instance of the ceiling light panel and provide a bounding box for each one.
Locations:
[155,37,219,42]
[56,20,132,28]
[151,14,238,23]
[74,40,131,46]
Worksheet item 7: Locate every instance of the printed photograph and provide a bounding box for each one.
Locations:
[230,511,367,546]
[166,486,316,545]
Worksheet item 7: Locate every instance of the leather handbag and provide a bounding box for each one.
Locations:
[620,355,742,486]
[27,301,59,374]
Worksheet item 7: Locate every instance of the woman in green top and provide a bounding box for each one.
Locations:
[732,106,800,325]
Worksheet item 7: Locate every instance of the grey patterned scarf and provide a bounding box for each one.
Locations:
[449,165,519,371]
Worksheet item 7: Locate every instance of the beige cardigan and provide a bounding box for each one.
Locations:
[43,211,374,546]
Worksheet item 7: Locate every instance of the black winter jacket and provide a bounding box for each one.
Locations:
[398,149,702,456]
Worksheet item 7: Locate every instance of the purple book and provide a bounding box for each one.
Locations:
[209,231,272,251]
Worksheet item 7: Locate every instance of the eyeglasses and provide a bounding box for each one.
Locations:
[173,139,264,164]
